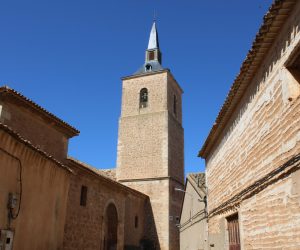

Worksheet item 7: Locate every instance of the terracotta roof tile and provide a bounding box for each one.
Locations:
[67,157,148,198]
[0,123,72,172]
[0,86,79,137]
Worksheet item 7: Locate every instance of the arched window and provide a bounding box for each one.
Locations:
[173,95,177,115]
[140,88,148,108]
[145,64,152,72]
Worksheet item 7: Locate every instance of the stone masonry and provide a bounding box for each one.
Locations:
[116,70,184,250]
[199,1,300,249]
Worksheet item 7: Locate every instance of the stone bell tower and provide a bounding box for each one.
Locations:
[116,22,184,250]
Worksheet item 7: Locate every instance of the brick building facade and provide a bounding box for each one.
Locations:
[199,0,300,249]
[63,158,148,250]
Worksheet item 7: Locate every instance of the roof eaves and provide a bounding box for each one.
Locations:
[121,69,170,80]
[0,86,80,137]
[0,123,72,173]
[199,0,296,159]
[67,157,148,199]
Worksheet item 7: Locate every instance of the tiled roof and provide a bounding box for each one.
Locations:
[0,122,72,172]
[0,86,79,137]
[98,169,116,181]
[134,61,164,75]
[67,157,148,198]
[199,0,296,158]
[67,157,116,181]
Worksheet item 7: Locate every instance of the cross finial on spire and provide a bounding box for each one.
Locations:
[153,9,157,22]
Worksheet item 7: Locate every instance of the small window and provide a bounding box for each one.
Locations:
[135,216,138,228]
[145,64,152,72]
[173,95,177,115]
[140,88,148,108]
[148,51,155,61]
[286,49,300,101]
[80,185,87,206]
[287,50,300,83]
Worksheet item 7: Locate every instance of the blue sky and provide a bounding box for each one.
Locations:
[0,0,273,174]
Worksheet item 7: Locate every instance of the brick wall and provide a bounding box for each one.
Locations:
[205,2,300,249]
[63,160,146,250]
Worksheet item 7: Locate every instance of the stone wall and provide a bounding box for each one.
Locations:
[205,2,300,249]
[117,72,169,181]
[123,179,183,250]
[116,70,184,250]
[63,160,147,250]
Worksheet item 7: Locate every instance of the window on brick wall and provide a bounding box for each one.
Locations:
[80,185,88,206]
[285,48,300,101]
[173,95,177,116]
[287,49,300,84]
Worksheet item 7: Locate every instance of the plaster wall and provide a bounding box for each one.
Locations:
[0,129,70,250]
[180,181,207,250]
[0,98,69,161]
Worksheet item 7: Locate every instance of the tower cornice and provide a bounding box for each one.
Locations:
[121,69,169,80]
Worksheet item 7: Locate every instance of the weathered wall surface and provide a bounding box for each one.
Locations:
[0,128,70,250]
[117,110,169,180]
[63,161,146,250]
[180,181,207,250]
[0,98,69,161]
[167,75,184,184]
[123,180,169,250]
[124,179,182,250]
[240,171,300,249]
[117,72,169,180]
[116,70,184,250]
[205,2,300,249]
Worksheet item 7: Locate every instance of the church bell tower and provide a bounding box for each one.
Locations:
[116,22,184,250]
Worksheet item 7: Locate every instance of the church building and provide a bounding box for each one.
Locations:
[0,21,184,250]
[116,21,184,250]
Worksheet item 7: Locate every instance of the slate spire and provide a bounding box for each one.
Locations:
[147,21,159,50]
[134,21,163,75]
[145,21,162,64]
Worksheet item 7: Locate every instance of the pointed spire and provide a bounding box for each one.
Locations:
[147,22,159,50]
[134,21,163,75]
[145,21,162,64]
